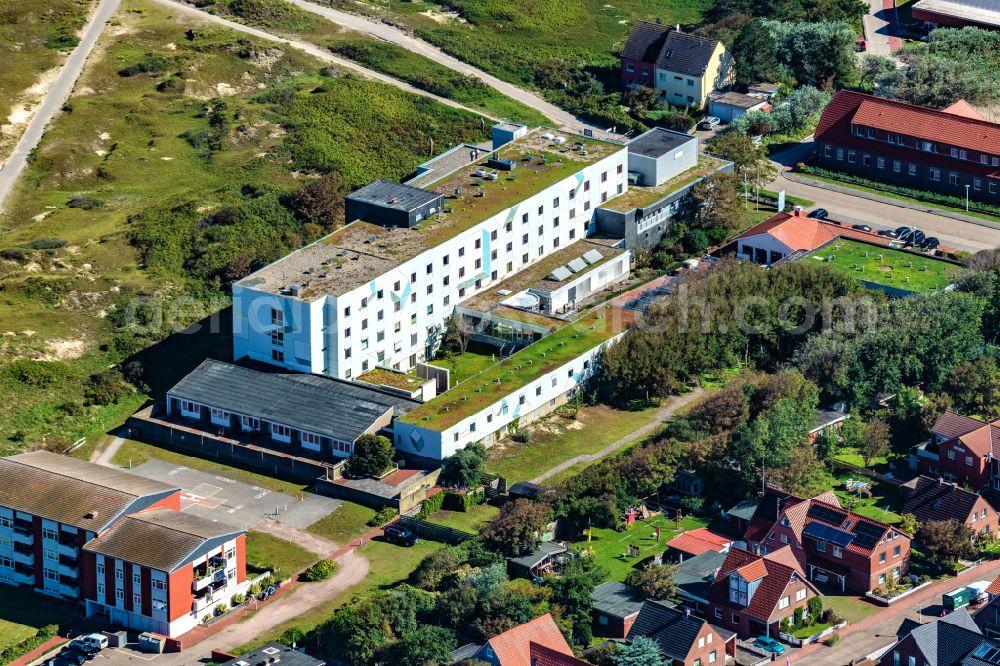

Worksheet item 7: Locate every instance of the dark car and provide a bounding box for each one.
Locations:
[384,524,419,546]
[908,230,926,246]
[47,657,84,666]
[807,208,829,219]
[922,237,940,250]
[877,229,898,238]
[57,646,90,665]
[895,226,911,238]
[852,224,872,232]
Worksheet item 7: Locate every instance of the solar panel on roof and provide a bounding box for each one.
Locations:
[568,258,588,273]
[547,266,572,281]
[583,249,604,264]
[972,645,1000,665]
[803,521,855,547]
[807,504,848,526]
[852,522,886,550]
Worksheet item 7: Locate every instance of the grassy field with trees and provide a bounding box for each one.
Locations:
[0,0,491,455]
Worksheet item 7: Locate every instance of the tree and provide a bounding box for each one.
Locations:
[683,171,745,241]
[389,625,458,666]
[547,556,607,645]
[858,419,890,468]
[613,636,666,666]
[626,86,660,115]
[481,499,551,557]
[918,519,975,563]
[946,356,1000,419]
[345,433,394,478]
[441,313,470,354]
[625,564,677,600]
[732,18,782,85]
[899,513,920,537]
[768,446,830,496]
[708,132,775,185]
[286,171,348,229]
[764,20,859,88]
[859,54,898,90]
[441,442,488,488]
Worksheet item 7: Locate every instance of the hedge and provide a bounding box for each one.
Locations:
[0,624,59,664]
[798,165,1000,217]
[303,559,337,582]
[443,488,486,512]
[416,491,446,519]
[366,506,398,527]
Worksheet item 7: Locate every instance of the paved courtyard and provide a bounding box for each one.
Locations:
[128,460,340,530]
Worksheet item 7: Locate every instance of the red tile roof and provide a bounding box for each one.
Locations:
[528,642,589,666]
[763,545,806,576]
[942,99,987,121]
[815,90,1000,176]
[735,212,893,254]
[711,547,814,622]
[987,574,1000,597]
[485,614,572,666]
[666,528,733,557]
[931,411,1000,457]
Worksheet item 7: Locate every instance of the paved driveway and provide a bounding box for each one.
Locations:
[128,460,340,530]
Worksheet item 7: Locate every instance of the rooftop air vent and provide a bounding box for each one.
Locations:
[84,510,99,520]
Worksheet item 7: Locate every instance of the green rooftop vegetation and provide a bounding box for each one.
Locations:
[599,156,728,213]
[401,305,623,430]
[357,368,426,391]
[426,341,504,386]
[806,239,961,294]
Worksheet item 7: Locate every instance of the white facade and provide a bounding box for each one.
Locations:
[736,233,793,266]
[394,332,624,460]
[233,148,630,381]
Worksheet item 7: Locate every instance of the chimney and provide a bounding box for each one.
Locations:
[793,205,803,217]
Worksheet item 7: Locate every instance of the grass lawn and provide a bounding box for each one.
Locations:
[234,538,445,654]
[485,400,665,482]
[572,514,709,582]
[245,531,319,580]
[0,585,79,652]
[823,595,880,624]
[426,503,500,533]
[832,472,904,525]
[307,501,377,545]
[109,439,311,497]
[427,341,506,387]
[807,238,960,293]
[792,621,832,639]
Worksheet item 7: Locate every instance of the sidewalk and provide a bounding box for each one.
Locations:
[794,558,1000,664]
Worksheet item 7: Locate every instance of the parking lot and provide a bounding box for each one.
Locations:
[127,460,340,530]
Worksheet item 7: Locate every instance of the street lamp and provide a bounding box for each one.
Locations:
[966,184,970,212]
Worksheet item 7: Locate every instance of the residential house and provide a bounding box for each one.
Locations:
[888,608,987,666]
[507,542,568,580]
[626,599,736,666]
[725,499,759,535]
[470,613,574,666]
[620,22,734,109]
[707,91,770,123]
[674,550,728,613]
[975,584,1000,638]
[591,582,645,638]
[901,475,998,538]
[665,528,733,562]
[734,209,891,266]
[0,451,249,638]
[743,487,910,593]
[707,545,821,638]
[912,411,1000,490]
[812,90,1000,206]
[810,408,850,444]
[911,0,1000,30]
[528,643,591,666]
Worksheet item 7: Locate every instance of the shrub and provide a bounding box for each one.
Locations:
[808,596,823,620]
[26,238,66,250]
[231,593,245,606]
[443,488,485,512]
[248,582,261,597]
[2,359,70,387]
[417,491,446,519]
[0,248,26,261]
[85,369,133,406]
[202,613,213,623]
[213,603,227,617]
[45,30,79,49]
[345,433,394,478]
[0,624,59,664]
[511,430,530,443]
[67,194,104,210]
[826,632,841,646]
[367,506,398,526]
[440,442,487,488]
[303,559,337,582]
[119,53,171,77]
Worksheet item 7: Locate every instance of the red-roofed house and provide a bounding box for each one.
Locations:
[812,90,1000,205]
[734,210,891,265]
[707,546,821,638]
[666,528,733,561]
[528,642,590,666]
[472,613,572,666]
[743,487,910,593]
[913,411,1000,490]
[901,475,998,537]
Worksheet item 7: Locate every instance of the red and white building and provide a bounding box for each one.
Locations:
[0,451,249,637]
[912,411,1000,490]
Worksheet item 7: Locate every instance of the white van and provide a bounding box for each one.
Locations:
[80,634,108,651]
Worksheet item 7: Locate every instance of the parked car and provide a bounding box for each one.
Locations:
[807,208,829,219]
[60,642,97,662]
[699,116,721,130]
[46,658,83,666]
[895,226,912,238]
[852,224,872,232]
[384,524,419,547]
[79,634,108,651]
[877,229,898,238]
[922,237,940,250]
[754,636,786,655]
[908,230,926,247]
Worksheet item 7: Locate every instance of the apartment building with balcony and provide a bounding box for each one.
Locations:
[0,451,248,638]
[911,410,1000,490]
[231,127,629,382]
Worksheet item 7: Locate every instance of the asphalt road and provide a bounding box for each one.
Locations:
[767,140,1000,253]
[154,0,494,119]
[0,0,121,214]
[862,0,894,57]
[283,0,608,135]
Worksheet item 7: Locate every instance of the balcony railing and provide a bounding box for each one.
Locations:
[192,593,217,613]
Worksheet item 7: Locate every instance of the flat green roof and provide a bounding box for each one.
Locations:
[599,156,728,213]
[358,368,425,391]
[399,305,623,430]
[805,238,960,293]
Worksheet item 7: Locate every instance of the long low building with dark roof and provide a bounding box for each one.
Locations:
[166,359,420,460]
[0,451,253,639]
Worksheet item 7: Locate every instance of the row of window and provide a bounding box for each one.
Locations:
[825,145,1000,193]
[851,124,1000,167]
